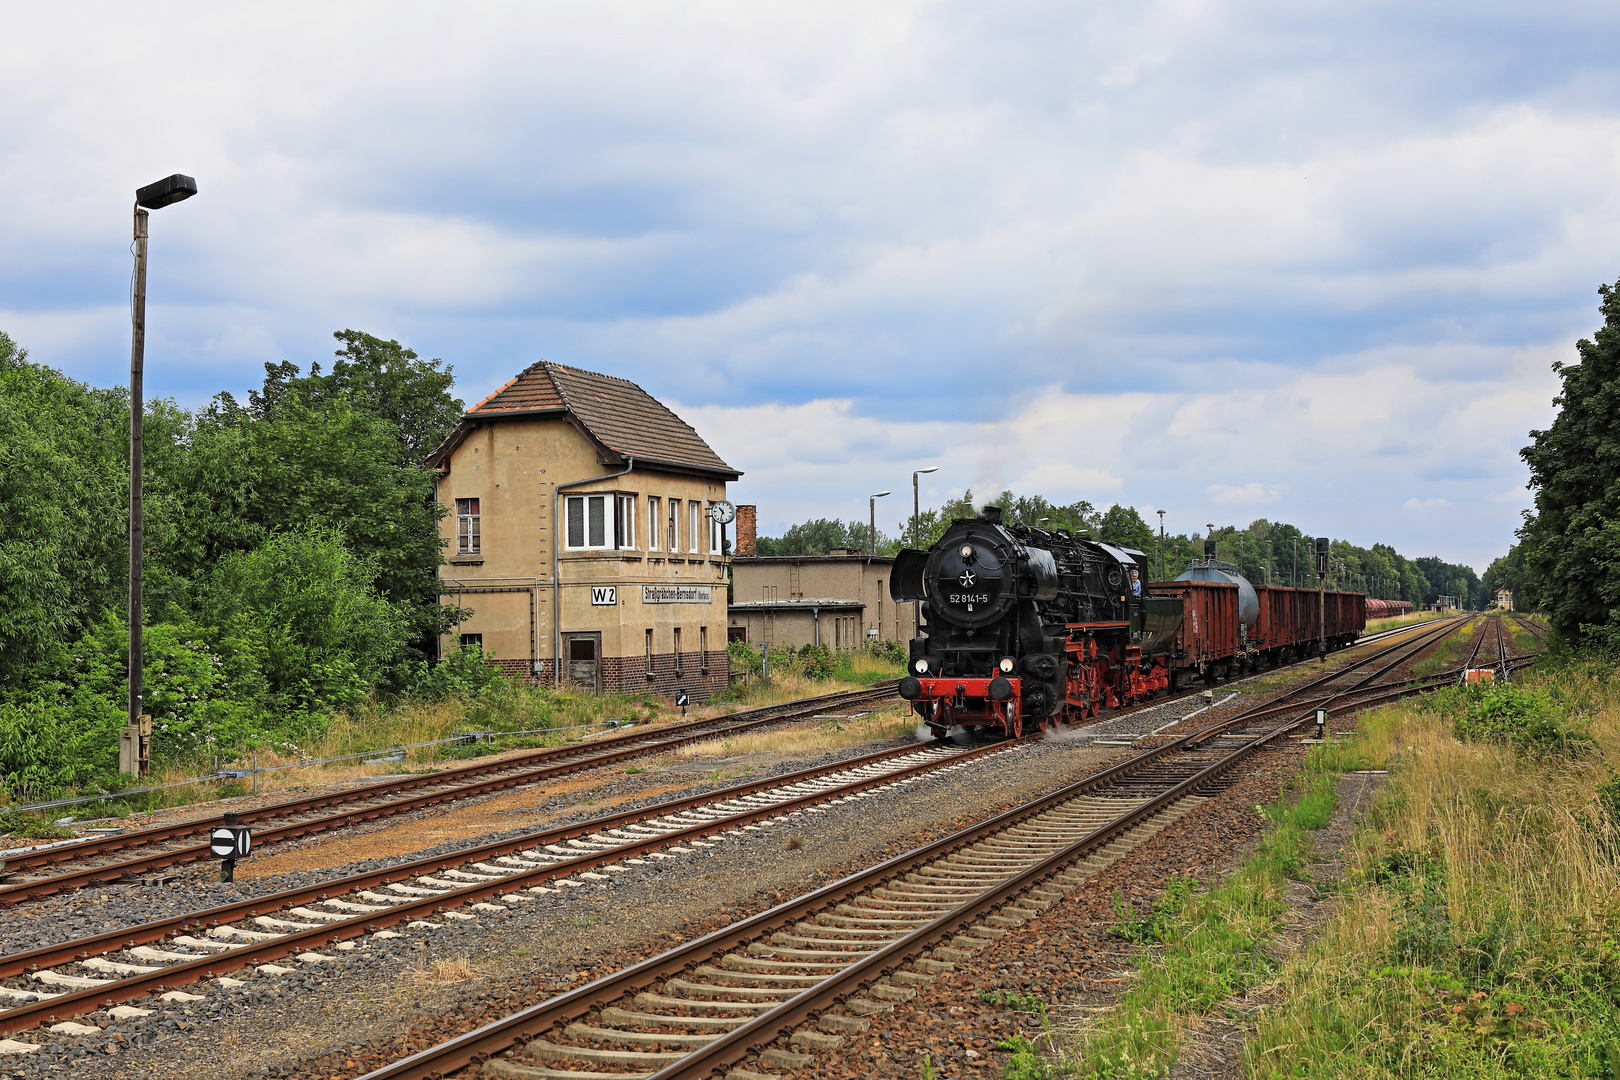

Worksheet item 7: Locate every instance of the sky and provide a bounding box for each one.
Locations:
[4,2,1617,572]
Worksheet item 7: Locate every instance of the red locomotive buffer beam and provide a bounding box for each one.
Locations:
[901,676,1028,736]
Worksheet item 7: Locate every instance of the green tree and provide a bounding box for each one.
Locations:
[241,330,463,467]
[1519,279,1620,644]
[0,334,129,688]
[203,526,409,717]
[1096,504,1155,551]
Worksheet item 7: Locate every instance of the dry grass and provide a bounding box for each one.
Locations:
[1365,609,1449,635]
[1245,658,1620,1078]
[673,705,920,760]
[406,953,481,985]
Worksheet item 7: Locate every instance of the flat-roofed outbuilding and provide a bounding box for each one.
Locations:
[728,551,917,649]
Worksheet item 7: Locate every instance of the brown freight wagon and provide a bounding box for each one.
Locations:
[1254,585,1365,657]
[1147,578,1241,686]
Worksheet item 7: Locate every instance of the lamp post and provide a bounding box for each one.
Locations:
[869,491,891,558]
[909,468,936,643]
[126,173,197,775]
[1157,510,1165,581]
[911,467,937,550]
[1267,539,1273,586]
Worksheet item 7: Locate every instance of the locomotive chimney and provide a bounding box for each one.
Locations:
[981,505,1003,524]
[735,504,757,556]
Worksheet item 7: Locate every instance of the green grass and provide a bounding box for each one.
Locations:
[1244,653,1620,1079]
[1062,740,1361,1078]
[1410,619,1480,677]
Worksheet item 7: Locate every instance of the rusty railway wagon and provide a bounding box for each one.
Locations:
[890,506,1365,739]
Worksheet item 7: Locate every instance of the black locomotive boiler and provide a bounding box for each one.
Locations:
[889,506,1363,739]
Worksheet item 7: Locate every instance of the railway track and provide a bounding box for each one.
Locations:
[0,617,1465,1048]
[348,616,1473,1080]
[0,616,1448,908]
[0,683,899,904]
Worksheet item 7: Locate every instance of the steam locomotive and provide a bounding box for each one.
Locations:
[888,506,1365,739]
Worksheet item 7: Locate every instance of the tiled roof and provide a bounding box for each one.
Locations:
[427,361,739,477]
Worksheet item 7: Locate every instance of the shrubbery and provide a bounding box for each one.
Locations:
[1451,683,1596,756]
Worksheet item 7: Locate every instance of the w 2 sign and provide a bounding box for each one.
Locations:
[591,586,618,606]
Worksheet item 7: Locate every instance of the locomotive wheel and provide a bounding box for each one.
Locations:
[1009,711,1024,739]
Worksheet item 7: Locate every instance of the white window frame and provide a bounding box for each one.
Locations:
[667,497,679,553]
[456,498,480,555]
[688,500,700,554]
[565,494,611,550]
[648,496,661,552]
[709,505,722,555]
[614,494,637,550]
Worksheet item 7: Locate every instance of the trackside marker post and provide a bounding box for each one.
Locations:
[212,811,252,883]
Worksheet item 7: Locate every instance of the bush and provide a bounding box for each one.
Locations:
[0,685,124,800]
[867,638,907,665]
[1452,683,1596,755]
[727,638,762,676]
[407,643,507,703]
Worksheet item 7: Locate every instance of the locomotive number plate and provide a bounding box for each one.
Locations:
[950,593,991,605]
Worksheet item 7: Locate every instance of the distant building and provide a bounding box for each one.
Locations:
[424,361,740,699]
[1494,588,1513,611]
[727,508,918,648]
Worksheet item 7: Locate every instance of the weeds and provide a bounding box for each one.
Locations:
[1065,741,1349,1078]
[405,953,480,985]
[981,988,1051,1027]
[1246,654,1620,1078]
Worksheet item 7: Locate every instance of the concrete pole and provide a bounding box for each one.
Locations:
[129,206,148,732]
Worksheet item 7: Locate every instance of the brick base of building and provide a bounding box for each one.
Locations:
[485,651,729,702]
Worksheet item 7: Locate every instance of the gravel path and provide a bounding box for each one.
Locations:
[0,736,1128,1078]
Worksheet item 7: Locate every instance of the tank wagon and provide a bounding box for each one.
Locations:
[889,506,1365,740]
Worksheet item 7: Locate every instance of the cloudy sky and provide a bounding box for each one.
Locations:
[4,2,1614,570]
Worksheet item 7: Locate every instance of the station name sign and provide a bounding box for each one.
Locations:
[642,585,713,604]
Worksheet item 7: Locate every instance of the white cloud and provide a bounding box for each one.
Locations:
[0,1,1607,569]
[1208,483,1289,506]
[1403,498,1453,510]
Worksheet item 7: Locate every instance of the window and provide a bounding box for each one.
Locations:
[614,494,637,550]
[459,633,483,650]
[689,501,701,554]
[668,498,679,552]
[456,498,480,555]
[645,628,654,675]
[565,494,609,549]
[648,497,661,552]
[700,626,708,670]
[673,627,683,673]
[708,503,723,554]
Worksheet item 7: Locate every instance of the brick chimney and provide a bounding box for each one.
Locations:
[735,504,757,556]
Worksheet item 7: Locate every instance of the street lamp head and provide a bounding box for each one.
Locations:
[136,174,198,210]
[871,491,891,498]
[915,466,938,476]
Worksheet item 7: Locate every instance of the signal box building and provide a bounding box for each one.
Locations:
[424,361,740,699]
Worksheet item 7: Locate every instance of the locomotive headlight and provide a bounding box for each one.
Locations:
[959,544,975,564]
[914,658,930,674]
[998,657,1015,674]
